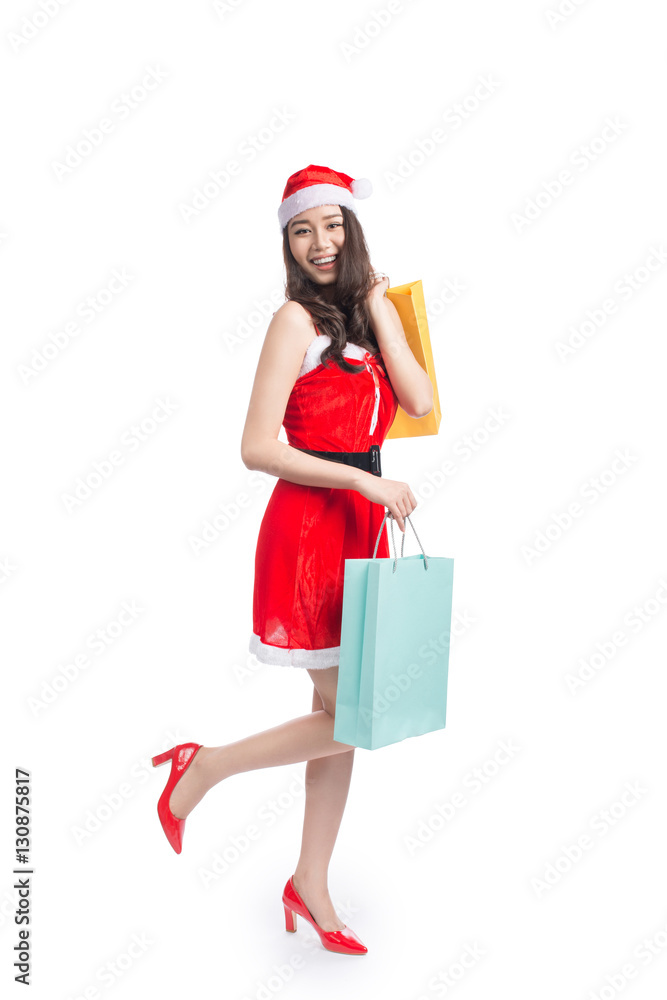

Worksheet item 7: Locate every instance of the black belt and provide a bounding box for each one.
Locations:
[295,445,382,477]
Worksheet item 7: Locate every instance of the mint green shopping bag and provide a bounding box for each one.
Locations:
[333,512,454,750]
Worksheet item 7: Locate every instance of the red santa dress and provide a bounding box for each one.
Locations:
[249,314,400,669]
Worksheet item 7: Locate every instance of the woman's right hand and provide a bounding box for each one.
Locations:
[354,473,418,532]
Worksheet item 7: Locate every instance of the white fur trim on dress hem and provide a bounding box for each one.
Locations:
[249,633,339,668]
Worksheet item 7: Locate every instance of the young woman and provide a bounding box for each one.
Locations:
[152,164,433,956]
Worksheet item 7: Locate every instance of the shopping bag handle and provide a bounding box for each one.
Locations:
[372,510,429,573]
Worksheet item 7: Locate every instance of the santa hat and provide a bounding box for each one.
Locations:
[278,163,372,231]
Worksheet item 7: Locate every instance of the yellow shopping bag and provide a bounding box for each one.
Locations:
[385,279,441,439]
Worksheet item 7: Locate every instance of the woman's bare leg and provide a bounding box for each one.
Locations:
[168,665,353,822]
[291,668,355,932]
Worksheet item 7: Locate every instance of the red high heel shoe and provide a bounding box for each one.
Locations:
[282,876,368,955]
[151,742,202,854]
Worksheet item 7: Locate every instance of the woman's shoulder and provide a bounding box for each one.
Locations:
[272,299,316,327]
[265,301,318,363]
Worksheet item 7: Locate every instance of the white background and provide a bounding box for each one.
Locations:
[1,0,666,997]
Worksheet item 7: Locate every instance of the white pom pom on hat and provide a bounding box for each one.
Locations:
[278,164,372,231]
[350,177,372,199]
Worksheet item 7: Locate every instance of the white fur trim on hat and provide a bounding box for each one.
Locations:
[279,183,357,231]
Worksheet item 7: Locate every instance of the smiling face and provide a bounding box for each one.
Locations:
[287,204,345,285]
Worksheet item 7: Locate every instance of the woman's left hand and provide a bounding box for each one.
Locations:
[367,270,390,306]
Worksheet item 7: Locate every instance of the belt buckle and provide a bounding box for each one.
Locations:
[370,444,381,476]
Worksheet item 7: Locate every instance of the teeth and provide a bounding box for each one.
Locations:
[312,255,337,264]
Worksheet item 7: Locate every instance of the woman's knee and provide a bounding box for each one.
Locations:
[308,665,339,718]
[311,685,324,713]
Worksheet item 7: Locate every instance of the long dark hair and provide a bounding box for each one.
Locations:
[282,204,380,374]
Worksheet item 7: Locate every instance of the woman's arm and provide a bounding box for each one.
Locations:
[240,300,375,492]
[366,290,434,419]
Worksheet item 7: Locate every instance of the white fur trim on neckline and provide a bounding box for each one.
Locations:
[297,334,368,379]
